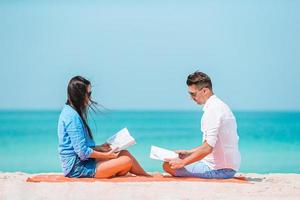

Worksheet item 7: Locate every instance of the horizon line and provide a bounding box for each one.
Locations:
[0,108,300,113]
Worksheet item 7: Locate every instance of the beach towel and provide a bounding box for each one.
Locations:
[26,173,249,183]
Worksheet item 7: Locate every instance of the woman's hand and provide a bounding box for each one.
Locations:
[103,148,120,159]
[93,143,112,152]
[90,147,119,160]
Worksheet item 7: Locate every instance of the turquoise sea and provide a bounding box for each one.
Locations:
[0,110,299,174]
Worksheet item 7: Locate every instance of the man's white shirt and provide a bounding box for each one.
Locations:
[201,95,241,171]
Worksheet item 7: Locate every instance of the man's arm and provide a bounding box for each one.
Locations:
[182,142,213,166]
[188,146,203,154]
[168,142,213,169]
[175,145,206,159]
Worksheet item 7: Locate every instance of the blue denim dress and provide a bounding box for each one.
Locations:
[58,104,96,178]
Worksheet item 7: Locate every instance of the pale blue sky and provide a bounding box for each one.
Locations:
[0,1,299,111]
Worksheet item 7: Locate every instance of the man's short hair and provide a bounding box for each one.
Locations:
[186,71,213,90]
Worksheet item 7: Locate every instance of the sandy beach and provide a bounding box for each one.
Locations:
[0,172,300,200]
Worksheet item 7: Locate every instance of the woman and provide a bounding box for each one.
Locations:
[58,76,149,178]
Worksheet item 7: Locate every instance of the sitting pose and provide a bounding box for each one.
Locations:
[163,71,241,179]
[58,76,149,178]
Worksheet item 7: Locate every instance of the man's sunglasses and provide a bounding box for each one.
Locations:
[189,92,197,97]
[188,87,206,97]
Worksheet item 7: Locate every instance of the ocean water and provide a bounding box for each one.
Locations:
[0,110,299,174]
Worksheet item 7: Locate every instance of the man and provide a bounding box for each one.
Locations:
[163,71,241,179]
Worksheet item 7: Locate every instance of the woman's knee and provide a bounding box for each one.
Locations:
[110,155,132,174]
[118,150,131,157]
[119,156,133,169]
[94,157,133,178]
[118,150,133,166]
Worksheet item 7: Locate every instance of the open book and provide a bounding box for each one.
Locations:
[150,145,178,161]
[106,128,136,152]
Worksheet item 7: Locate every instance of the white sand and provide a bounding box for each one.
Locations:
[1,172,300,200]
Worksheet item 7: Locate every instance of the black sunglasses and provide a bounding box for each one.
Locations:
[87,91,92,97]
[188,87,206,97]
[189,92,197,97]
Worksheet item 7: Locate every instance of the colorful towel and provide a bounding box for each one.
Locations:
[26,174,249,183]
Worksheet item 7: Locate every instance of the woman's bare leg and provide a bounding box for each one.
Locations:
[94,155,132,178]
[118,150,151,176]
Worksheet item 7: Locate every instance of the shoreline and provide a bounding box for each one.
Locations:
[1,172,300,200]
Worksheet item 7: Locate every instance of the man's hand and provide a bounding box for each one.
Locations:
[175,150,191,159]
[165,158,186,169]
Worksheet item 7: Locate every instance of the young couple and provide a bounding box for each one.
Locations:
[58,71,241,179]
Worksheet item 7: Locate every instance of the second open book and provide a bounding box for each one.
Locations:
[149,145,178,161]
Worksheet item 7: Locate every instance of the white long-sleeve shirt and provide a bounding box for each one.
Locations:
[201,95,241,171]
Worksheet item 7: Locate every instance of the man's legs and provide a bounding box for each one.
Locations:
[163,161,236,179]
[163,162,176,176]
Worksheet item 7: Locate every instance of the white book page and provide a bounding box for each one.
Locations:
[150,145,178,161]
[106,128,136,151]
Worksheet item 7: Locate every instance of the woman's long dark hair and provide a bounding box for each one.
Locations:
[66,76,98,139]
